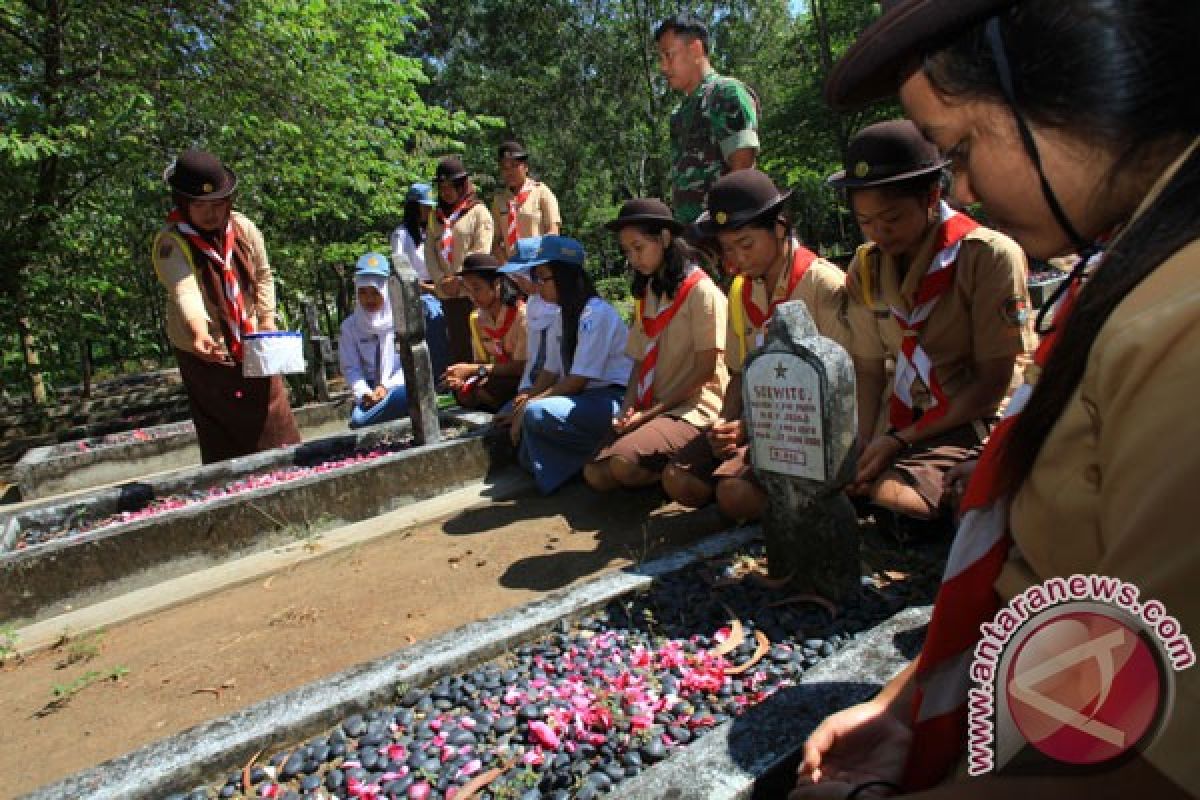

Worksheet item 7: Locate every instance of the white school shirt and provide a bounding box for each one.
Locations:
[520,294,561,391]
[543,297,632,389]
[389,226,431,282]
[338,314,406,401]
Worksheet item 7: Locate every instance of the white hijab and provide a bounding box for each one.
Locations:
[353,273,396,382]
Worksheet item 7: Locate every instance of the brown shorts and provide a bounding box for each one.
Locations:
[669,437,758,484]
[593,415,705,474]
[889,421,988,511]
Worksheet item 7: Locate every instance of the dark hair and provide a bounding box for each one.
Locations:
[922,0,1200,493]
[402,200,426,246]
[624,221,699,300]
[654,16,709,53]
[548,262,599,374]
[464,272,520,308]
[437,178,476,213]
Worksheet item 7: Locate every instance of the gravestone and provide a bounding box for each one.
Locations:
[389,255,440,446]
[301,298,333,403]
[742,301,859,602]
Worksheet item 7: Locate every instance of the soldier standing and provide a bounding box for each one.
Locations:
[655,16,760,227]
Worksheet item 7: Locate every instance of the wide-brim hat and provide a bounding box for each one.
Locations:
[434,157,469,183]
[497,140,529,161]
[165,148,237,200]
[458,253,503,278]
[826,119,948,189]
[696,169,791,236]
[604,198,683,233]
[824,0,1022,111]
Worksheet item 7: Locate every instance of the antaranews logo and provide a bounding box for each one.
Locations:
[967,574,1194,776]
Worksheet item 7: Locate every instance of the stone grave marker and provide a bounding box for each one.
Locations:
[301,298,333,403]
[742,301,859,601]
[389,254,440,445]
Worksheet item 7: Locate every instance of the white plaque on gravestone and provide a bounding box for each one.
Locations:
[745,353,826,481]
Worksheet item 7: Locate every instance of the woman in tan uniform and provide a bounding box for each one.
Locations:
[662,169,849,521]
[831,119,1035,527]
[792,1,1199,798]
[151,149,300,464]
[584,198,728,493]
[441,254,527,411]
[425,157,494,365]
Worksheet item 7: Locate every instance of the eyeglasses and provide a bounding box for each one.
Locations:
[532,274,554,285]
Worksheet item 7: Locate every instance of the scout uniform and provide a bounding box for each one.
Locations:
[669,71,760,225]
[593,199,729,473]
[152,149,300,464]
[672,169,850,490]
[821,0,1199,794]
[426,157,494,365]
[1001,144,1200,793]
[454,254,525,410]
[829,120,1035,512]
[491,181,561,261]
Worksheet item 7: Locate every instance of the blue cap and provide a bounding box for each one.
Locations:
[498,236,544,274]
[355,252,391,278]
[406,182,436,207]
[500,235,586,273]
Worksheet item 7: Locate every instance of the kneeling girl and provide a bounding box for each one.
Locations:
[339,253,409,429]
[584,198,728,492]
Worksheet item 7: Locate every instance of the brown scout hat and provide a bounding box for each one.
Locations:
[497,141,529,161]
[458,253,503,278]
[824,0,1022,111]
[605,198,683,234]
[165,148,238,200]
[434,157,469,183]
[696,169,791,236]
[826,119,948,189]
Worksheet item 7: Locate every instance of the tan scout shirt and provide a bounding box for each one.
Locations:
[844,225,1037,421]
[470,303,528,366]
[727,250,849,374]
[999,148,1200,792]
[151,211,276,355]
[626,274,728,428]
[424,203,494,296]
[490,182,562,260]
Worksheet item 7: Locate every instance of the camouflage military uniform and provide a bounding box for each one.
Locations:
[669,71,760,225]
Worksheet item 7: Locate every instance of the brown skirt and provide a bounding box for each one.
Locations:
[889,421,988,511]
[175,348,302,464]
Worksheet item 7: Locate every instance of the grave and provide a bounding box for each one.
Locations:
[0,412,493,626]
[742,301,859,602]
[24,527,934,800]
[11,393,356,501]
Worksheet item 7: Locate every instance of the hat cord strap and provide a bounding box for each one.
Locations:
[984,16,1089,253]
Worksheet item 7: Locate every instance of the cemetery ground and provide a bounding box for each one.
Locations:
[0,470,946,798]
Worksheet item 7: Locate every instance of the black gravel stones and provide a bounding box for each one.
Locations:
[199,542,932,800]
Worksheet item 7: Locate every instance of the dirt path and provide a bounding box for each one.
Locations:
[0,482,729,797]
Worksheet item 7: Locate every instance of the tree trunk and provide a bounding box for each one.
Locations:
[17,315,48,405]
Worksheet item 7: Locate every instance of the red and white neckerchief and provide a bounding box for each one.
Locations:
[743,239,817,348]
[482,302,522,365]
[888,202,979,432]
[634,268,707,410]
[901,261,1091,790]
[166,207,253,360]
[437,196,472,266]
[505,180,535,252]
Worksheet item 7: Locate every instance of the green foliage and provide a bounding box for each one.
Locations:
[0,624,18,664]
[1,0,894,400]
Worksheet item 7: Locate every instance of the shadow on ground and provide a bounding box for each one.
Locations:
[441,476,729,592]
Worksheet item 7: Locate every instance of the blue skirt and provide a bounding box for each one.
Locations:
[517,385,624,494]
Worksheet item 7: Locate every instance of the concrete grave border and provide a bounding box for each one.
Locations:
[23,524,929,800]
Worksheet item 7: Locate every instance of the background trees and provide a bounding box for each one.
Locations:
[1,0,886,401]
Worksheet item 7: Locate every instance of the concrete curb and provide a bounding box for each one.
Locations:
[1,413,494,625]
[12,396,354,501]
[23,526,762,800]
[613,605,930,799]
